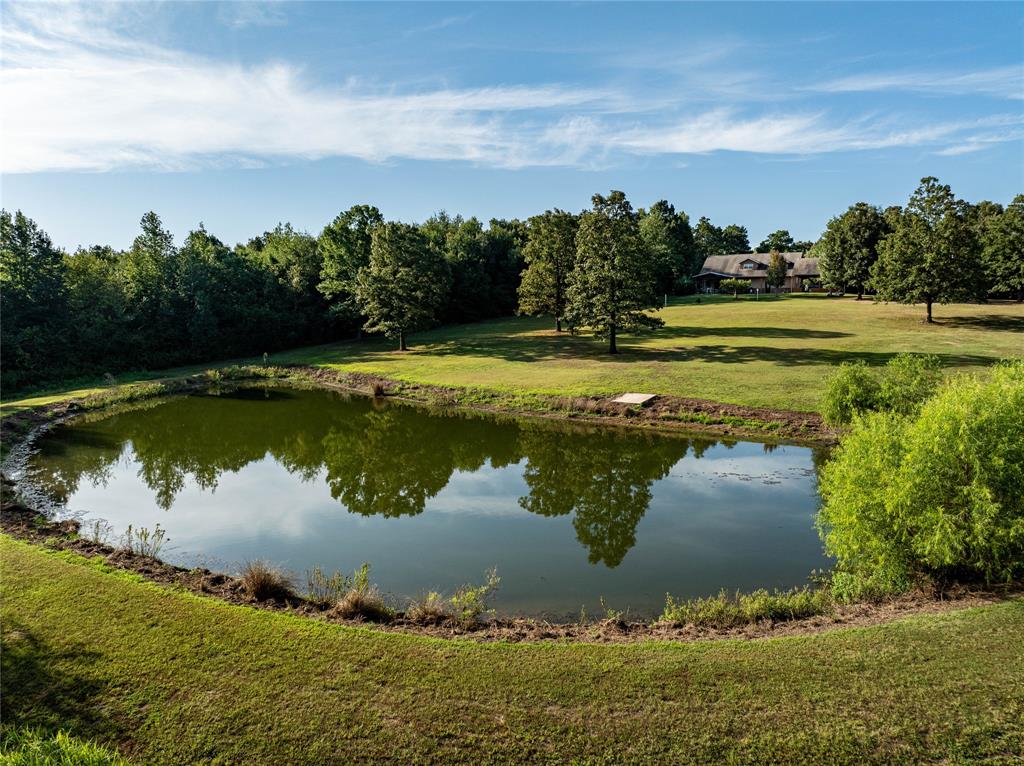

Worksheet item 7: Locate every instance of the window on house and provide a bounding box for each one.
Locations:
[741,262,754,269]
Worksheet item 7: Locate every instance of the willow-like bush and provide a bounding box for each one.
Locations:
[820,353,941,426]
[818,360,1024,600]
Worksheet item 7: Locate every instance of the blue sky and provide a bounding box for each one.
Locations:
[1,1,1022,251]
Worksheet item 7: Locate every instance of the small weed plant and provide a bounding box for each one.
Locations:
[120,523,168,558]
[84,518,114,545]
[450,568,500,626]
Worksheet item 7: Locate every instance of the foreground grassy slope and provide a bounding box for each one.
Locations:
[4,296,1022,415]
[3,537,1022,765]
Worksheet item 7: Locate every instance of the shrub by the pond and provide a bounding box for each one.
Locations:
[240,561,296,601]
[659,587,832,629]
[820,353,942,426]
[0,726,130,766]
[818,360,1024,600]
[878,353,942,416]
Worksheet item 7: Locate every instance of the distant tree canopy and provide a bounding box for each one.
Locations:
[756,229,795,253]
[0,210,69,385]
[638,200,697,294]
[565,191,664,354]
[977,194,1024,301]
[814,203,890,299]
[317,204,384,325]
[1,177,1016,389]
[694,217,751,258]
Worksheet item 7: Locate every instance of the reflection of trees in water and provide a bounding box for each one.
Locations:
[31,387,770,565]
[518,425,689,567]
[321,407,519,517]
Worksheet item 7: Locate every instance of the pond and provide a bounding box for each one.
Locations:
[25,386,831,618]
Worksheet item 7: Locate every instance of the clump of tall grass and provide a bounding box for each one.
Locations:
[327,563,392,622]
[659,587,832,629]
[406,591,449,625]
[0,726,130,766]
[120,523,168,558]
[240,560,296,601]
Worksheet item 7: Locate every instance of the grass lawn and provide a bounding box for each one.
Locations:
[279,295,1021,412]
[2,536,1022,765]
[5,295,1021,415]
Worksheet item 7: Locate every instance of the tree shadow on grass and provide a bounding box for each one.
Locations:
[303,332,1000,370]
[652,325,853,340]
[0,619,117,741]
[611,344,998,368]
[935,314,1024,332]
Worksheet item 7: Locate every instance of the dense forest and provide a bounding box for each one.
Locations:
[2,179,1021,390]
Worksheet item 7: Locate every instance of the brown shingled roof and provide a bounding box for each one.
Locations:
[694,253,819,278]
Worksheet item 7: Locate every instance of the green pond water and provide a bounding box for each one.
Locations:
[25,386,831,618]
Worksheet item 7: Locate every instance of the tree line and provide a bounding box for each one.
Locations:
[813,177,1023,320]
[0,191,752,389]
[2,177,1020,390]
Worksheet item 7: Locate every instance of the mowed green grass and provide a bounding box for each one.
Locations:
[277,295,1024,411]
[3,537,1023,765]
[4,295,1022,415]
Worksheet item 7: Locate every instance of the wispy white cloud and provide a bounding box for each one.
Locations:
[808,65,1024,100]
[1,3,1020,174]
[402,13,476,38]
[217,2,288,30]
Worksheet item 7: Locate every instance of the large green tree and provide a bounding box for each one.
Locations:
[517,209,579,331]
[872,177,984,323]
[565,191,664,354]
[356,222,449,350]
[814,203,890,299]
[317,205,384,327]
[978,195,1024,301]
